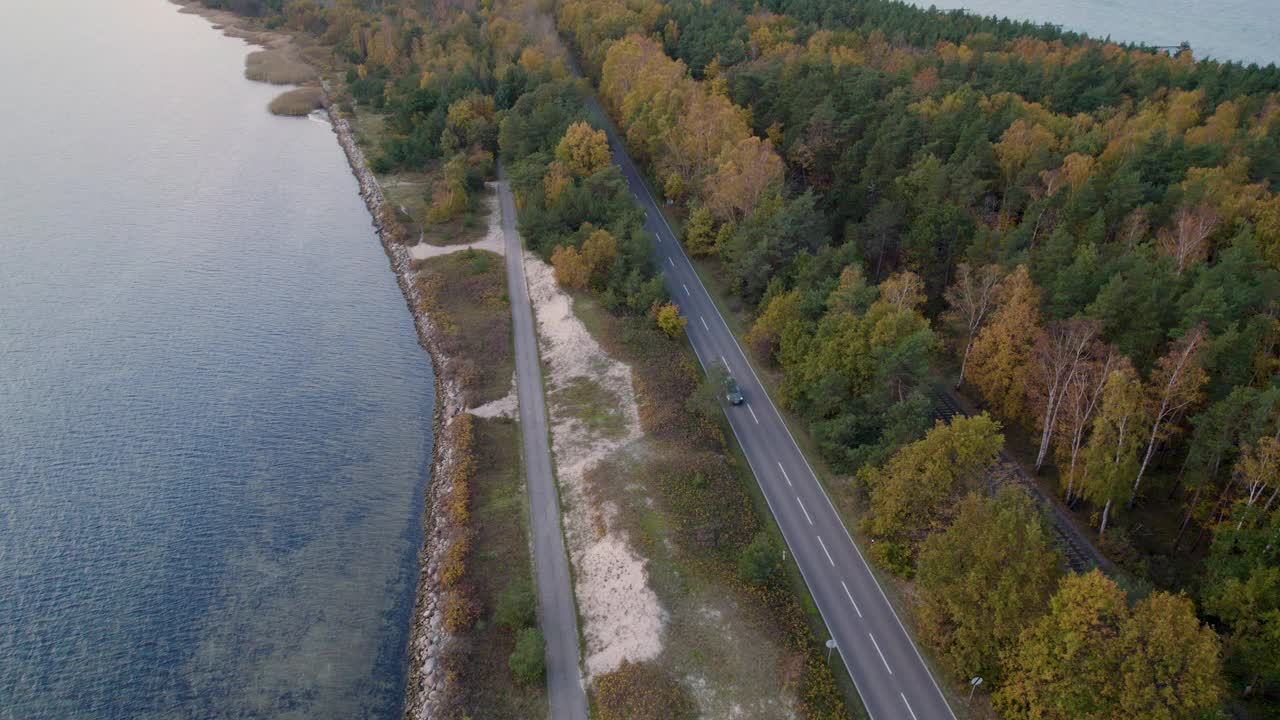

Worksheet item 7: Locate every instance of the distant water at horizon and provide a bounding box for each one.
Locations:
[911,0,1279,67]
[0,2,433,718]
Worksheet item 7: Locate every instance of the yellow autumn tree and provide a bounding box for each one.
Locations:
[442,94,496,155]
[705,136,784,221]
[994,119,1057,191]
[555,121,612,176]
[582,227,617,279]
[966,265,1042,423]
[653,301,687,338]
[746,289,803,361]
[1186,99,1240,146]
[543,161,572,205]
[551,244,590,289]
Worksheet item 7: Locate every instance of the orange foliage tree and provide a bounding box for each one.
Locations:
[966,265,1042,423]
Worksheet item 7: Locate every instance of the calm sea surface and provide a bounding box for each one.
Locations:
[914,0,1279,67]
[0,2,433,718]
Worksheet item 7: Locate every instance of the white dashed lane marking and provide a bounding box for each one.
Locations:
[841,581,862,618]
[816,535,834,566]
[870,633,893,675]
[796,496,813,525]
[901,693,918,720]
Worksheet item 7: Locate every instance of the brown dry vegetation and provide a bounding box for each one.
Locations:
[412,249,513,407]
[594,660,697,720]
[245,49,317,84]
[268,86,323,116]
[437,417,546,720]
[438,413,480,635]
[298,45,333,69]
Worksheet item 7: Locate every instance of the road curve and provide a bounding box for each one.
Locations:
[586,100,958,720]
[496,170,589,720]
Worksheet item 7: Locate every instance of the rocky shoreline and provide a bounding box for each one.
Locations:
[321,92,461,720]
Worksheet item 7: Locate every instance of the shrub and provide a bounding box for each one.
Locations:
[440,535,470,588]
[737,532,782,586]
[495,580,538,631]
[442,588,481,633]
[508,628,546,685]
[594,660,697,720]
[369,154,392,175]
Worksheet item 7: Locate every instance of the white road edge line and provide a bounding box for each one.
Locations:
[778,462,792,487]
[841,581,863,618]
[796,496,813,525]
[816,535,834,566]
[901,693,919,720]
[870,633,893,675]
[700,316,709,330]
[748,404,759,424]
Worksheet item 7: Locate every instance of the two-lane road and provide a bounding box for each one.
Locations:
[587,99,957,720]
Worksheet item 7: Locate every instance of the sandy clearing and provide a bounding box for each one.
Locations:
[523,252,662,677]
[407,186,504,260]
[469,375,517,419]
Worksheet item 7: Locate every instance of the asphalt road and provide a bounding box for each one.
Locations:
[496,171,589,720]
[586,99,958,720]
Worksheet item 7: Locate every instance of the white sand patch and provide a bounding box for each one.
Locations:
[407,186,504,260]
[523,251,662,677]
[469,374,517,419]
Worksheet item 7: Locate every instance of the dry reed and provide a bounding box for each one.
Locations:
[268,86,324,116]
[245,50,316,85]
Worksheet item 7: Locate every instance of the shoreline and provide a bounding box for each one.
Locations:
[172,3,460,716]
[321,92,461,720]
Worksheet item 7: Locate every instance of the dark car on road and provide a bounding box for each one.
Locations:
[723,373,744,405]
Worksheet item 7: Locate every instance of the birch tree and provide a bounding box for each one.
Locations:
[1028,318,1101,471]
[1081,361,1147,536]
[1131,326,1209,506]
[1156,204,1219,276]
[1232,433,1280,532]
[942,263,1003,388]
[1053,347,1119,503]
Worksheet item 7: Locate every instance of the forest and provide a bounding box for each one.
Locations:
[552,0,1280,716]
